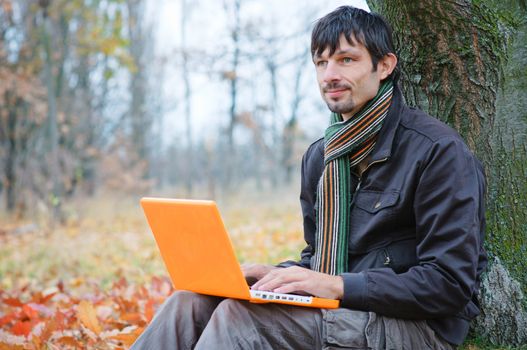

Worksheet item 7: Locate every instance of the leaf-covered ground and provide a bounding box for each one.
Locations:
[0,190,306,349]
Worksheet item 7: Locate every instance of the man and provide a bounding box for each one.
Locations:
[132,6,486,349]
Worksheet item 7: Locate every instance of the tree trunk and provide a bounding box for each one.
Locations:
[223,0,242,190]
[41,9,63,222]
[368,0,526,345]
[127,0,150,175]
[181,0,193,196]
[267,61,279,186]
[369,0,505,155]
[282,50,308,184]
[5,93,19,211]
[494,19,527,145]
[227,0,241,150]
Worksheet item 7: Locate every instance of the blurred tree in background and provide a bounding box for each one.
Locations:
[0,0,158,222]
[1,0,325,218]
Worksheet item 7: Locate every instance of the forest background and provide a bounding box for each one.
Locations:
[1,0,526,349]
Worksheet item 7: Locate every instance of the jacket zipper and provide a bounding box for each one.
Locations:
[383,249,391,266]
[363,157,389,174]
[355,179,362,192]
[354,157,389,192]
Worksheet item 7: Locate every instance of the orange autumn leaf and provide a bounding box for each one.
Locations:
[37,291,57,304]
[77,300,102,335]
[120,312,144,324]
[144,298,154,322]
[0,312,17,327]
[39,318,58,343]
[0,343,25,350]
[108,332,139,346]
[2,297,23,307]
[11,320,32,337]
[55,335,83,348]
[22,304,38,320]
[31,334,41,349]
[116,297,137,312]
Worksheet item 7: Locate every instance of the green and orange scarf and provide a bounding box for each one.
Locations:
[313,79,394,275]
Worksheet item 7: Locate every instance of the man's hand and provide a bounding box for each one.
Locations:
[241,263,277,280]
[251,266,344,300]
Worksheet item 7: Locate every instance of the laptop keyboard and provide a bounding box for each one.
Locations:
[250,290,313,304]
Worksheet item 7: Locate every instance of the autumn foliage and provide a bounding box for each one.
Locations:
[0,276,174,349]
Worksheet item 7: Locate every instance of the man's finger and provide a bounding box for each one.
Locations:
[273,281,307,295]
[252,267,305,291]
[251,267,283,289]
[252,273,285,291]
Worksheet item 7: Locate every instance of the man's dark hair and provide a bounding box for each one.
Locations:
[311,6,400,82]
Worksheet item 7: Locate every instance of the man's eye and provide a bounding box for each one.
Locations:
[342,57,353,63]
[316,61,327,67]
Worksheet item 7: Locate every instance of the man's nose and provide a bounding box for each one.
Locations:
[323,61,341,82]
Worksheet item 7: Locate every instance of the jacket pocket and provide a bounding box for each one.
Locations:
[383,238,418,273]
[353,190,399,213]
[349,238,417,274]
[323,309,369,348]
[348,190,400,252]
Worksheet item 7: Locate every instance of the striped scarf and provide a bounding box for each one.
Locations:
[312,79,394,275]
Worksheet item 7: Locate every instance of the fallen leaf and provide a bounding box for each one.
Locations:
[2,297,23,307]
[108,332,138,346]
[54,335,83,348]
[0,312,17,327]
[37,318,59,343]
[120,312,144,324]
[144,298,154,322]
[22,304,39,320]
[77,300,102,335]
[38,291,58,304]
[11,320,32,337]
[0,343,25,350]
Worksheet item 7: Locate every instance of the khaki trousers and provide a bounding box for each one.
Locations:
[130,291,454,350]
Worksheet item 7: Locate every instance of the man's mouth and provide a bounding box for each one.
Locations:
[323,83,350,99]
[325,88,348,99]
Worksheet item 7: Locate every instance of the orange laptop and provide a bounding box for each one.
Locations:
[140,198,339,309]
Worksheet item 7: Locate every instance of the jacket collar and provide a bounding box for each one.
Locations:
[369,84,404,162]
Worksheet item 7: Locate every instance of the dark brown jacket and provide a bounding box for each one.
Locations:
[279,87,487,346]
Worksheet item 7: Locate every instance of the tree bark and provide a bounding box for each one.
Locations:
[368,1,526,345]
[5,93,19,211]
[227,0,241,151]
[181,0,193,196]
[369,0,506,155]
[282,50,309,184]
[127,0,150,173]
[41,8,63,222]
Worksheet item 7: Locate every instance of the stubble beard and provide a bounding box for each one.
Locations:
[325,98,356,115]
[321,83,355,116]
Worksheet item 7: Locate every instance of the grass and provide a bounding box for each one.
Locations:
[0,187,306,293]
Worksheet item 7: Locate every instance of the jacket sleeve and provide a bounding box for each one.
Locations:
[277,139,324,269]
[340,136,486,319]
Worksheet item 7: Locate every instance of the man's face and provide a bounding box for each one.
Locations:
[314,34,382,121]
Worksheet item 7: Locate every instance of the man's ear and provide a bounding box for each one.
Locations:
[378,53,397,80]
